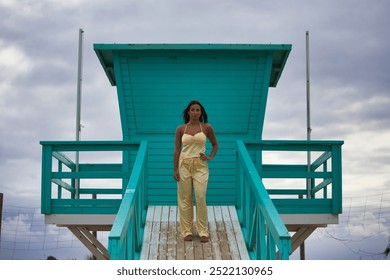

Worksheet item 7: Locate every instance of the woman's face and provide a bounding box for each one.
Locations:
[188,104,202,121]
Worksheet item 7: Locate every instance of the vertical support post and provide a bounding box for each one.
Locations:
[57,160,63,198]
[142,145,148,222]
[302,31,312,261]
[300,240,306,260]
[235,147,243,221]
[258,206,266,259]
[41,144,53,214]
[332,144,343,214]
[306,30,312,199]
[267,228,276,260]
[75,28,84,199]
[244,176,252,247]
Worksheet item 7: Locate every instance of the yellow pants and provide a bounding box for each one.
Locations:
[177,157,209,238]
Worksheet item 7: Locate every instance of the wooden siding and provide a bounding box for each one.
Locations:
[146,140,237,205]
[114,50,271,138]
[92,45,291,206]
[112,49,274,205]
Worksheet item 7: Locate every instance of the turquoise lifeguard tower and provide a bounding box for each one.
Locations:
[40,43,343,260]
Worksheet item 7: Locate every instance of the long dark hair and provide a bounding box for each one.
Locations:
[182,100,208,123]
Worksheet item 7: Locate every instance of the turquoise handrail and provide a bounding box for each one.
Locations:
[236,139,343,259]
[236,140,291,260]
[108,141,148,260]
[40,140,148,260]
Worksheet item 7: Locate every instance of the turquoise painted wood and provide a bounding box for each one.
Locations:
[40,140,148,259]
[94,44,291,205]
[236,140,291,259]
[40,141,143,215]
[40,43,344,260]
[244,140,344,214]
[109,141,148,260]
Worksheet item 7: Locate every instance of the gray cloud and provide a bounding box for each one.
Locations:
[1,0,390,260]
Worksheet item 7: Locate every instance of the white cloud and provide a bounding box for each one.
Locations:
[0,0,83,13]
[347,212,389,238]
[0,40,32,81]
[0,41,34,130]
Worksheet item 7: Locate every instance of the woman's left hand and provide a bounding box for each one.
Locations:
[199,153,212,161]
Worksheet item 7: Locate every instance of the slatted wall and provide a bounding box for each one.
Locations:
[95,45,291,205]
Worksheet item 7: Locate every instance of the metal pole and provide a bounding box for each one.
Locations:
[306,30,312,198]
[0,193,3,242]
[75,28,84,199]
[300,31,312,261]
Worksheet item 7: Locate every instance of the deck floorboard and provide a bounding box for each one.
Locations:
[141,206,249,260]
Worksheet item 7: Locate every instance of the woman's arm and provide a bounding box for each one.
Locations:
[173,126,183,181]
[200,124,218,161]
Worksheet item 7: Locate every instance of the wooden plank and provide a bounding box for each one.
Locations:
[290,227,316,254]
[202,238,213,260]
[158,206,169,260]
[140,206,249,260]
[167,206,177,260]
[193,235,203,260]
[78,227,110,260]
[207,206,221,260]
[228,206,250,260]
[221,206,241,260]
[68,226,109,260]
[183,208,195,260]
[149,206,161,260]
[214,206,231,260]
[140,206,154,260]
[176,214,185,259]
[193,204,211,259]
[184,236,194,260]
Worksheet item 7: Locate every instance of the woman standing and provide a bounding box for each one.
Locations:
[173,100,218,243]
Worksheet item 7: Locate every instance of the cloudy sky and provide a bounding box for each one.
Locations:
[1,0,389,260]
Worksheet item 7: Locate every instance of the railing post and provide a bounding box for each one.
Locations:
[244,176,252,247]
[258,206,267,259]
[235,150,243,221]
[41,144,53,214]
[267,227,276,259]
[142,143,148,222]
[332,144,342,214]
[108,238,120,260]
[279,238,292,260]
[323,160,328,198]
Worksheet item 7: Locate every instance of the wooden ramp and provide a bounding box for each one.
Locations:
[141,206,250,260]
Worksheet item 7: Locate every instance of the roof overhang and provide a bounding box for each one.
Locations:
[94,43,292,87]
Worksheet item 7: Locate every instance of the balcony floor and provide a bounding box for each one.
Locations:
[141,205,250,260]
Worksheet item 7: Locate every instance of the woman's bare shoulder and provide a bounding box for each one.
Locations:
[203,123,214,130]
[176,124,185,133]
[203,123,215,135]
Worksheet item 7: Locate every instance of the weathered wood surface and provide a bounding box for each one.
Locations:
[141,205,249,260]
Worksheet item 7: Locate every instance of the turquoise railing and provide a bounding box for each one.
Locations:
[108,141,148,260]
[40,140,148,260]
[41,138,342,260]
[236,140,291,260]
[40,141,146,215]
[236,139,343,259]
[245,140,343,215]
